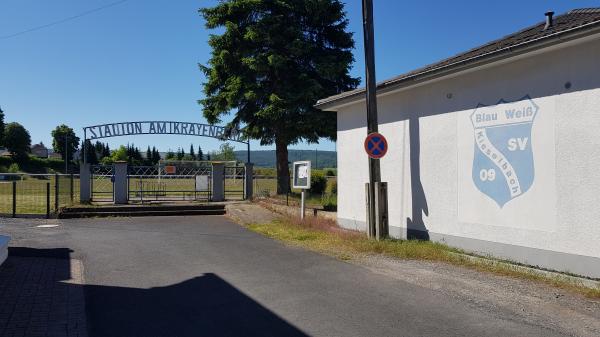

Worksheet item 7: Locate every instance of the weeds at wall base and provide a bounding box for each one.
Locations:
[246,213,600,299]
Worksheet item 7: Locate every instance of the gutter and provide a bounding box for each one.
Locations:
[315,21,600,111]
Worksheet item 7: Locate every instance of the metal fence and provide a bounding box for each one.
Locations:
[224,166,246,200]
[91,165,114,202]
[0,173,80,218]
[252,175,337,197]
[127,165,212,202]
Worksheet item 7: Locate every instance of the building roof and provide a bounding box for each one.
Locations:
[31,143,48,150]
[316,8,600,110]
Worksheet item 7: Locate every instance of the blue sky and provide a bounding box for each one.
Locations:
[1,0,597,153]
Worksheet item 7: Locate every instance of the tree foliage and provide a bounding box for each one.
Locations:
[82,140,99,164]
[189,144,196,161]
[176,147,185,161]
[199,0,358,193]
[152,146,161,164]
[197,145,204,161]
[165,149,175,160]
[211,142,236,161]
[4,122,31,162]
[101,145,128,164]
[51,124,80,161]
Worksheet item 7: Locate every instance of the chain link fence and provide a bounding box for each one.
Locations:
[0,173,80,218]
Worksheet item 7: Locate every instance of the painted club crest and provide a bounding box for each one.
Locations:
[470,96,538,207]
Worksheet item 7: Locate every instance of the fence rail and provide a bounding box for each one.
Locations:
[0,173,80,218]
[252,175,337,197]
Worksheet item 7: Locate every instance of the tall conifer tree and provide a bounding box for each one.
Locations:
[200,0,358,193]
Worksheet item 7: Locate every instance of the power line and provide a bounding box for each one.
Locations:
[0,0,130,40]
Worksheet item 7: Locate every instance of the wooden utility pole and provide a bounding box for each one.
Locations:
[362,0,381,238]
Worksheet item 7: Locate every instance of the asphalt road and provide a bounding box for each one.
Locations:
[1,216,566,337]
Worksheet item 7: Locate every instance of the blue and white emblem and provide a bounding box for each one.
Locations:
[470,96,538,207]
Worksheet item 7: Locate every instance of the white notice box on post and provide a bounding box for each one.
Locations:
[292,161,311,189]
[292,161,311,220]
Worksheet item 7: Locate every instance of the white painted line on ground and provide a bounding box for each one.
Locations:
[36,224,60,228]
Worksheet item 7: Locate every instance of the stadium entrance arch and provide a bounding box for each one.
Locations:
[80,121,252,204]
[82,121,250,164]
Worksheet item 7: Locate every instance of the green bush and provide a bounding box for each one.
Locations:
[329,180,337,194]
[325,169,336,176]
[321,194,337,211]
[310,172,327,195]
[8,163,20,173]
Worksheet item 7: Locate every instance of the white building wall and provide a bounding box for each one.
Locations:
[335,34,600,277]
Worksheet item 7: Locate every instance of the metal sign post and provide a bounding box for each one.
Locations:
[292,161,311,220]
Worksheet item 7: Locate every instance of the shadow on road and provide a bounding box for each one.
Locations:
[1,247,309,337]
[86,273,309,337]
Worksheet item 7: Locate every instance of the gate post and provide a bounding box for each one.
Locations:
[113,161,129,204]
[244,163,253,200]
[211,162,225,202]
[80,163,91,203]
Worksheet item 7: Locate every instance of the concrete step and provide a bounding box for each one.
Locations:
[58,204,226,218]
[58,208,226,219]
[61,204,225,213]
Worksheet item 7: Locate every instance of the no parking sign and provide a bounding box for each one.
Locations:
[364,132,388,159]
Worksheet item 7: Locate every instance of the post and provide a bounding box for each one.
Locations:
[300,190,305,220]
[365,183,375,237]
[113,161,129,204]
[83,128,87,165]
[11,181,16,218]
[362,0,385,239]
[247,141,251,164]
[70,174,74,204]
[65,134,68,173]
[374,182,389,240]
[79,163,91,203]
[211,162,225,202]
[46,182,50,219]
[244,162,253,200]
[54,174,59,212]
[139,176,143,203]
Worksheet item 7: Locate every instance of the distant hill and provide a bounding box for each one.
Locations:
[234,150,336,168]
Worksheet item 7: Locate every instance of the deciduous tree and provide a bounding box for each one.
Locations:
[4,122,31,163]
[51,124,80,161]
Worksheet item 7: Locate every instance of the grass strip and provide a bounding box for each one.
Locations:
[246,215,600,299]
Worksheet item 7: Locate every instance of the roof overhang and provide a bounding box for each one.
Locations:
[316,22,600,112]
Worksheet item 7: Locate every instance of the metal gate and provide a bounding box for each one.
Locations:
[91,165,114,202]
[224,165,246,200]
[127,164,212,202]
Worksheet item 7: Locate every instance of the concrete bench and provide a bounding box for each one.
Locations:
[0,235,9,267]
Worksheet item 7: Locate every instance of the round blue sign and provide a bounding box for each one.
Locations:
[364,132,388,159]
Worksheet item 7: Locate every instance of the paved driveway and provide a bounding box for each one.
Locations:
[0,216,569,337]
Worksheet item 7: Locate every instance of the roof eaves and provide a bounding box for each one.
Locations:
[316,16,600,111]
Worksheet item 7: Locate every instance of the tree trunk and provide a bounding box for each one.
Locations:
[275,138,290,194]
